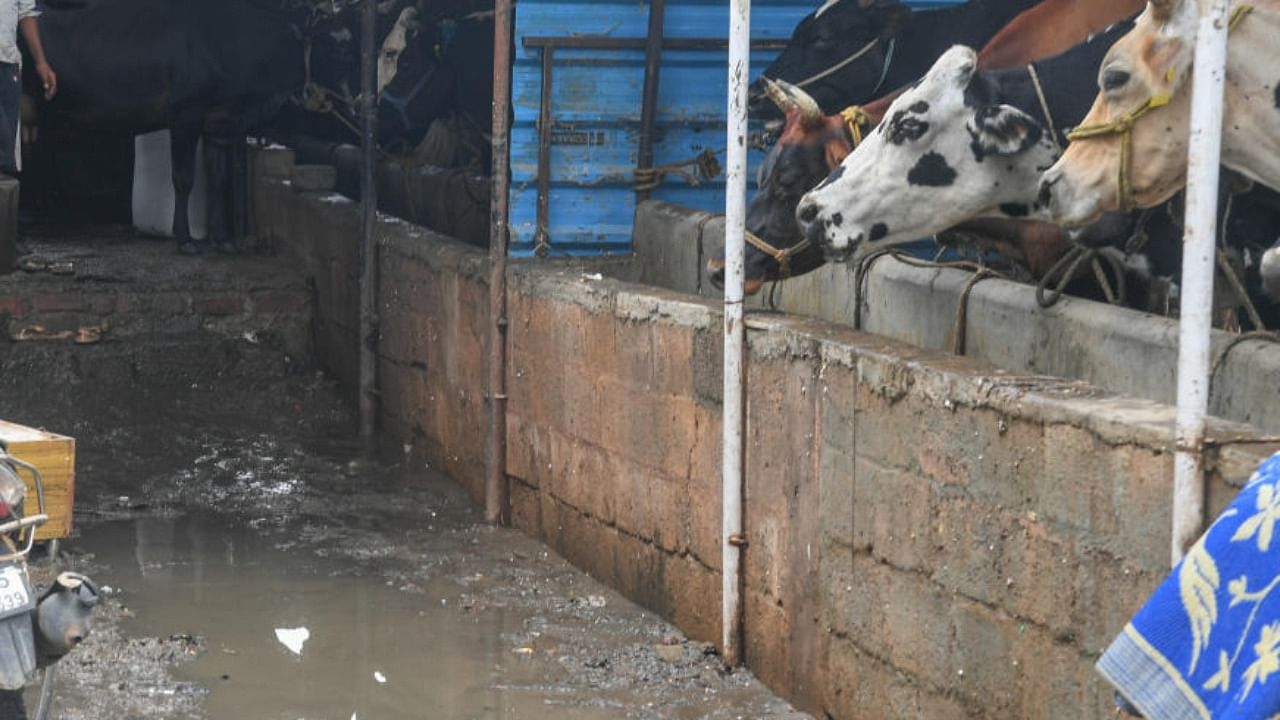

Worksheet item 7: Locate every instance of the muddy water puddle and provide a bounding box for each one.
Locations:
[76,513,619,720]
[7,369,803,719]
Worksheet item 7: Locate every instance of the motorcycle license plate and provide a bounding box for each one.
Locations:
[0,565,32,619]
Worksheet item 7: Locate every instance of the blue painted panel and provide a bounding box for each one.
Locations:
[509,0,965,257]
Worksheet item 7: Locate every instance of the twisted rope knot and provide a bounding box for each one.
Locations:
[633,148,722,192]
[839,105,870,147]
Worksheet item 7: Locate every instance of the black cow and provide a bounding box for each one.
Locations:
[22,0,454,255]
[284,2,454,151]
[378,10,495,166]
[375,10,494,158]
[748,0,1042,121]
[22,0,304,255]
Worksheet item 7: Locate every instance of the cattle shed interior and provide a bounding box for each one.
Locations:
[2,0,1279,718]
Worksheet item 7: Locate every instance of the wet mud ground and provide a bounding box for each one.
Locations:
[2,229,808,719]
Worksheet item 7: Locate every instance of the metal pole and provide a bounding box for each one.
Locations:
[1171,0,1230,564]
[636,0,666,202]
[722,0,750,667]
[486,0,515,525]
[358,0,379,443]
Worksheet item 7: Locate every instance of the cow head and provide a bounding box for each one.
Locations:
[708,79,854,294]
[377,9,460,144]
[377,7,422,94]
[795,46,1059,263]
[749,0,910,120]
[1037,0,1195,226]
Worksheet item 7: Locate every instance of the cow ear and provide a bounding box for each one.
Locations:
[824,137,851,169]
[1142,36,1186,90]
[966,104,1044,157]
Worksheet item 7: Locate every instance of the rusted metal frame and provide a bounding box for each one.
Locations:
[358,0,379,444]
[635,0,666,203]
[522,35,785,256]
[533,45,555,257]
[486,0,515,525]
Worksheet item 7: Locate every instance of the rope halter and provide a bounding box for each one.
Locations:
[745,104,864,281]
[746,230,810,279]
[792,36,882,90]
[1064,4,1253,213]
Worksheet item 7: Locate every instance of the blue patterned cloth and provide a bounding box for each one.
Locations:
[1099,451,1280,719]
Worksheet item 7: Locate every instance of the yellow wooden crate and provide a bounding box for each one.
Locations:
[0,420,75,540]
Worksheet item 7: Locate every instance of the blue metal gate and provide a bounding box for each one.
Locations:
[509,0,960,257]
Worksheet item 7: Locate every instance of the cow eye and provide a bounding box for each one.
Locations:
[1102,69,1130,91]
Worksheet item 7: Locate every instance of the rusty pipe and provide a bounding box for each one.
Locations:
[359,0,380,443]
[635,0,666,202]
[486,0,514,525]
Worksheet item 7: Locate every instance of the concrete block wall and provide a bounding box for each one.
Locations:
[252,150,1280,719]
[634,201,1280,433]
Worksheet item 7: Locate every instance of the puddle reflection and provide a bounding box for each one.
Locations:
[77,515,620,720]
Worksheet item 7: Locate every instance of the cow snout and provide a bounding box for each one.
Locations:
[806,217,836,256]
[747,79,778,121]
[706,259,726,290]
[1037,170,1060,209]
[1036,165,1103,228]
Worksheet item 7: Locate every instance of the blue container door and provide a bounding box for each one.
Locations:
[509,0,962,258]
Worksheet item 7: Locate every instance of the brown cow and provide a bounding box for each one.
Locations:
[1039,0,1280,226]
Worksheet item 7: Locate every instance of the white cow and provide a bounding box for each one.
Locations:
[793,17,1130,262]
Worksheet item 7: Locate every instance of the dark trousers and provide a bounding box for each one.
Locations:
[0,62,20,174]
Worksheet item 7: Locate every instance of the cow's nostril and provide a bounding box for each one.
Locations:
[798,202,819,223]
[1038,173,1059,206]
[707,264,725,290]
[805,220,826,247]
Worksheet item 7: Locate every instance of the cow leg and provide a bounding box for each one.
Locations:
[170,126,201,256]
[203,136,237,255]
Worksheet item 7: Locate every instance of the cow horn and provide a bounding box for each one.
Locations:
[762,77,795,112]
[775,79,822,122]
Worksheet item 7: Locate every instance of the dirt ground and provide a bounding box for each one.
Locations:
[1,230,809,720]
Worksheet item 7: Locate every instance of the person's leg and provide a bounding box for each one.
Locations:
[0,62,19,175]
[0,62,20,269]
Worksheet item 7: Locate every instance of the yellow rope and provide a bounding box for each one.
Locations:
[1065,95,1168,212]
[839,105,870,147]
[1064,4,1252,212]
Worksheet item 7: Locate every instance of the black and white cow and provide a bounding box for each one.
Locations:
[795,18,1133,262]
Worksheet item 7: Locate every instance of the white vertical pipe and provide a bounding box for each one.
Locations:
[722,0,751,667]
[1172,0,1230,565]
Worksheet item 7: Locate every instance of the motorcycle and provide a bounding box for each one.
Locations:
[0,439,99,720]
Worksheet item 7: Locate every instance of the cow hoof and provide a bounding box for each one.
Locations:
[213,240,239,256]
[177,240,203,256]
